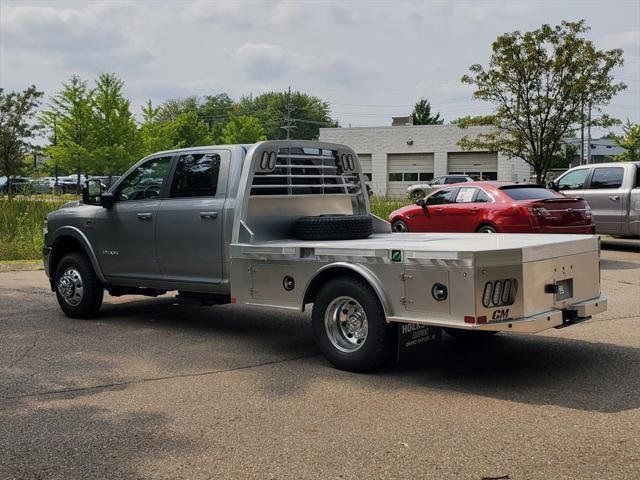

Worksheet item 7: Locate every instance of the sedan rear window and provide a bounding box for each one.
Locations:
[500,186,560,200]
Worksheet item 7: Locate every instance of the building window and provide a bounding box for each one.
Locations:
[363,173,372,181]
[388,173,403,181]
[482,172,498,180]
[403,172,418,182]
[419,172,434,182]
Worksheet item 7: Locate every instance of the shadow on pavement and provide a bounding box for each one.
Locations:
[386,333,640,414]
[600,258,639,270]
[0,403,193,480]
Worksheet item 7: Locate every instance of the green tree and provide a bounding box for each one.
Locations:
[233,90,335,140]
[138,100,175,155]
[42,75,93,191]
[90,73,139,181]
[198,93,234,142]
[460,20,626,183]
[157,96,200,122]
[411,98,443,125]
[221,115,267,144]
[451,114,496,126]
[612,120,640,162]
[0,85,43,197]
[168,111,212,148]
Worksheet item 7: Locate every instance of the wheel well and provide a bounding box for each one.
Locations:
[475,222,498,232]
[302,267,386,313]
[50,236,87,283]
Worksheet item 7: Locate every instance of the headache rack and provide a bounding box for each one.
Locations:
[250,146,361,196]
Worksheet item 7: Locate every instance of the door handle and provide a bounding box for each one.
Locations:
[199,211,218,219]
[608,195,620,201]
[136,213,153,221]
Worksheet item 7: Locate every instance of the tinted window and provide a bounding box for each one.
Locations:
[501,187,560,200]
[170,153,221,198]
[455,187,477,203]
[557,169,589,190]
[419,172,433,182]
[482,172,498,180]
[363,173,372,181]
[445,176,467,184]
[116,156,171,201]
[476,189,492,202]
[388,173,403,181]
[635,165,640,188]
[589,167,624,189]
[426,188,455,205]
[404,172,418,182]
[431,177,445,185]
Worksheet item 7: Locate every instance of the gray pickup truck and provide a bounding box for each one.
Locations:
[44,141,607,372]
[550,161,640,237]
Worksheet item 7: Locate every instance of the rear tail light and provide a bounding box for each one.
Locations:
[482,279,518,307]
[528,206,551,217]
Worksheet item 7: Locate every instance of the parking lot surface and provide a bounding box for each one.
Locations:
[1,242,639,479]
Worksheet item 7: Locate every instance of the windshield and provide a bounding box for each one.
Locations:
[500,186,561,200]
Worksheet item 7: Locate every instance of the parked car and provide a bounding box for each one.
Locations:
[389,182,595,234]
[43,141,606,372]
[0,176,32,194]
[406,175,473,198]
[549,162,639,238]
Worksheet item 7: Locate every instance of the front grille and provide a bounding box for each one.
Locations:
[250,147,360,196]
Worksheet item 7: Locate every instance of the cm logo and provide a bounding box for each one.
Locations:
[492,309,510,320]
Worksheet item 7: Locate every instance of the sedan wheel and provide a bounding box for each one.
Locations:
[477,225,496,233]
[392,220,409,232]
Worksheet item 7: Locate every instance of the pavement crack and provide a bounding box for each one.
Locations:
[1,352,319,402]
[7,334,39,369]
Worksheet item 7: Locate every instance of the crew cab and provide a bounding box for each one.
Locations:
[549,162,640,237]
[44,141,607,372]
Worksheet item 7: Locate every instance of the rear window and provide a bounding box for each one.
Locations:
[500,186,560,200]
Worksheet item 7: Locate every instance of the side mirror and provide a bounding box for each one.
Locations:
[416,198,426,207]
[547,181,559,191]
[100,192,116,208]
[82,179,104,205]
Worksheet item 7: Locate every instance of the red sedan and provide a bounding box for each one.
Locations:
[388,182,595,234]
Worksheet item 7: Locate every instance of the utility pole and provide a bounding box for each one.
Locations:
[281,86,296,140]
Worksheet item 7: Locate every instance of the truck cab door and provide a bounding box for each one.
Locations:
[93,155,173,281]
[581,166,626,235]
[155,150,230,287]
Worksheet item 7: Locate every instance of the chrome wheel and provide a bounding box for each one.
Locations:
[57,267,84,306]
[392,221,408,232]
[324,296,368,353]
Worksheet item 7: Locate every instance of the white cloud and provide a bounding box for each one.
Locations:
[0,0,637,130]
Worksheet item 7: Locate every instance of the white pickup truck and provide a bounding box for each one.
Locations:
[44,140,607,372]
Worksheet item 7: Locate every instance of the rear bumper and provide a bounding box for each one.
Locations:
[388,294,608,334]
[474,294,607,333]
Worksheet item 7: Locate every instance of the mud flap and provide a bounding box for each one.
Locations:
[396,323,442,362]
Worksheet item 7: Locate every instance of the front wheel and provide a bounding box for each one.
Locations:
[392,219,409,232]
[312,277,394,372]
[54,252,104,318]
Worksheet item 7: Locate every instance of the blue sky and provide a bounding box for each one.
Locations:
[1,0,638,135]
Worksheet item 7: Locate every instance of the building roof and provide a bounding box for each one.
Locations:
[565,137,624,157]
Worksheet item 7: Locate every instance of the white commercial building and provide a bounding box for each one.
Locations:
[319,125,531,197]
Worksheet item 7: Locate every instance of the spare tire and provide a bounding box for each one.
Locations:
[293,214,373,241]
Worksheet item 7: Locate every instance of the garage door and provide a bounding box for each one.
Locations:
[447,152,497,180]
[387,153,434,197]
[357,154,372,181]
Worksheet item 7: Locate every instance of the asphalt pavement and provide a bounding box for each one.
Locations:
[0,242,638,480]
